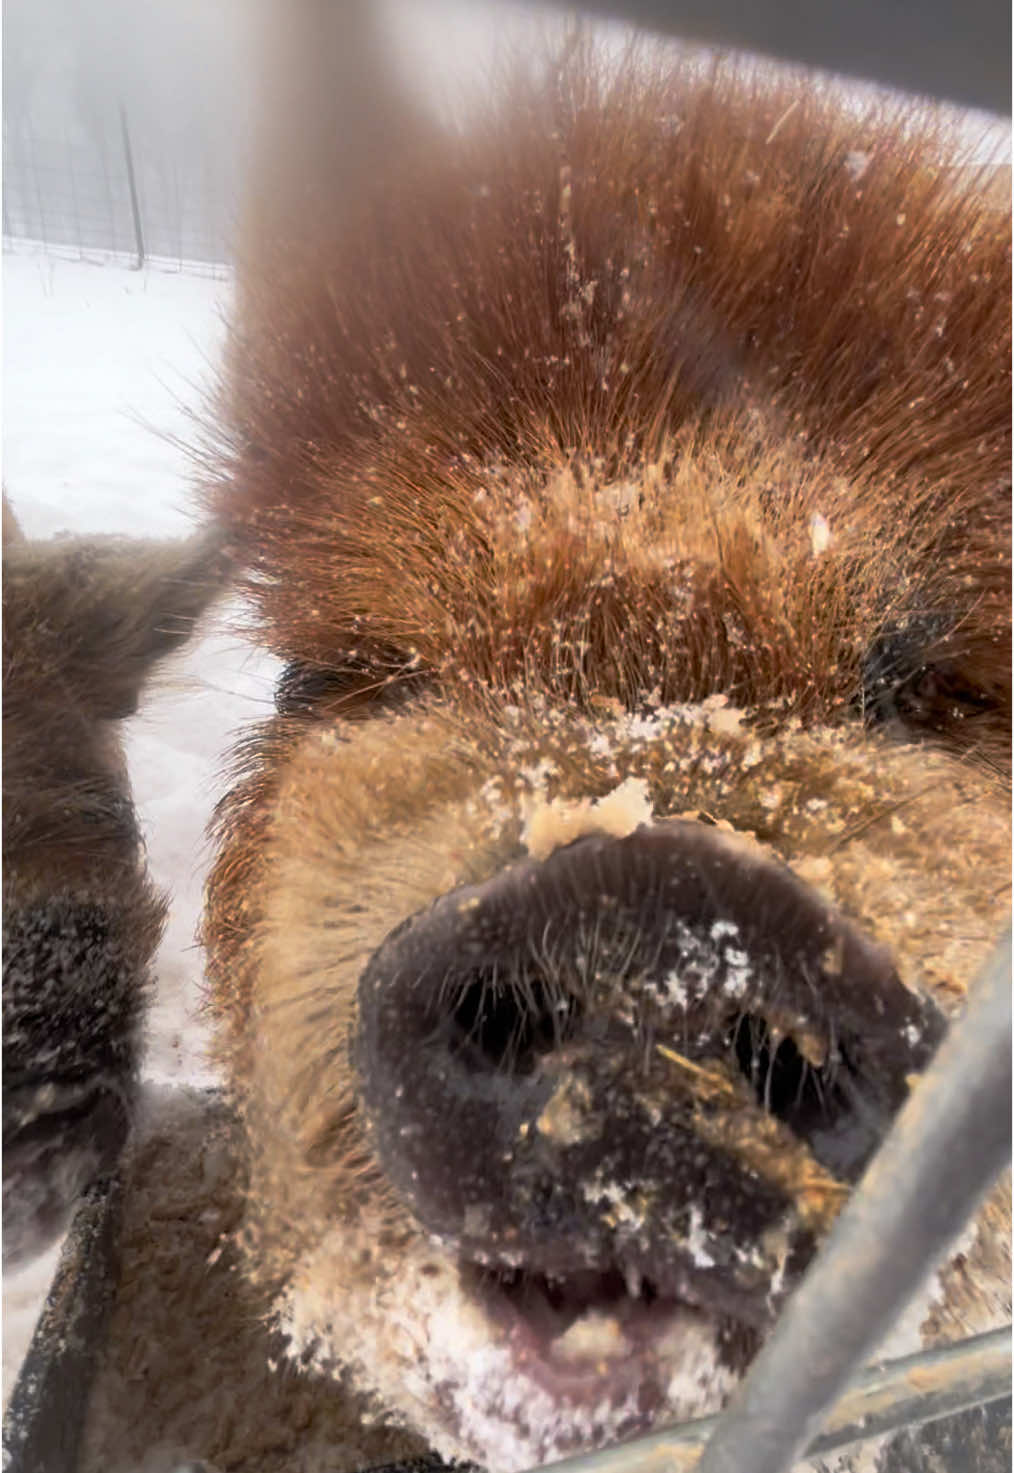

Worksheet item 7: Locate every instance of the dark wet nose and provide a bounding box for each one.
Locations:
[355,822,946,1323]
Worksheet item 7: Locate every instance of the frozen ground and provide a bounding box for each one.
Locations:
[2,245,281,1399]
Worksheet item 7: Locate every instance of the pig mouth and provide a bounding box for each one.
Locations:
[462,1260,747,1408]
[357,819,947,1395]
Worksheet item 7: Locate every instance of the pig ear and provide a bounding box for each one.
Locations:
[3,526,230,719]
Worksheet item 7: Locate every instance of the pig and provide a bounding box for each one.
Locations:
[200,14,1011,1471]
[2,499,225,1267]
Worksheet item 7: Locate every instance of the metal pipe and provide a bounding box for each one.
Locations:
[527,0,1011,115]
[2,1175,124,1473]
[696,928,1012,1473]
[119,105,145,271]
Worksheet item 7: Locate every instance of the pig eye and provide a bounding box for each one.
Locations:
[274,652,426,716]
[861,618,993,735]
[274,661,347,715]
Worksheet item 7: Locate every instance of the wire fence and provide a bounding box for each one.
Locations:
[3,111,234,274]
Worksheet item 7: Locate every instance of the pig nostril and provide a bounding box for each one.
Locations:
[730,1011,909,1181]
[732,1014,830,1129]
[448,972,583,1075]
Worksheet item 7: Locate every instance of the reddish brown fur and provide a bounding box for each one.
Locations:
[202,30,1011,1472]
[215,55,1008,712]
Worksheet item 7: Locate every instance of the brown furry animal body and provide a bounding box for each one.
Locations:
[2,502,224,1266]
[204,26,1011,1472]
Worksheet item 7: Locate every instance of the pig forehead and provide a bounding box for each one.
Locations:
[262,456,1009,774]
[249,441,933,707]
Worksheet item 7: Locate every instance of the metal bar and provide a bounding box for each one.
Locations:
[26,123,48,248]
[528,0,1011,115]
[97,123,120,254]
[65,124,83,258]
[696,928,1012,1473]
[801,1331,1009,1462]
[119,105,145,270]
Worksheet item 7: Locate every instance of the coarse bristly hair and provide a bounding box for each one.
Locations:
[201,22,1011,1473]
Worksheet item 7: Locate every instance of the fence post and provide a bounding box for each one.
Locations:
[97,127,118,255]
[65,125,83,257]
[27,124,48,249]
[119,105,145,269]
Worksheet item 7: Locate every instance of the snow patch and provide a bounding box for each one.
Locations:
[809,511,832,556]
[684,1205,717,1269]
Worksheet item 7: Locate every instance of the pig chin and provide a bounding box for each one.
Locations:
[280,1222,740,1473]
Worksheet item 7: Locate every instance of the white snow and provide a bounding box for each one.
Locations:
[2,245,281,1400]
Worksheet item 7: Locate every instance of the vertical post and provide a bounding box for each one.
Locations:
[65,126,83,257]
[1,124,9,238]
[119,105,144,270]
[172,160,183,268]
[97,125,117,254]
[27,123,48,248]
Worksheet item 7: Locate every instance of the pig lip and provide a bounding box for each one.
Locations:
[463,1262,726,1405]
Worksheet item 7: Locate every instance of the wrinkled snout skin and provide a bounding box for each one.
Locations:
[2,508,225,1267]
[204,34,1011,1473]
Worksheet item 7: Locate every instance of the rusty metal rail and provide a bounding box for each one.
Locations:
[528,0,1011,113]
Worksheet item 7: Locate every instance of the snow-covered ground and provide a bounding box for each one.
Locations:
[2,244,281,1399]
